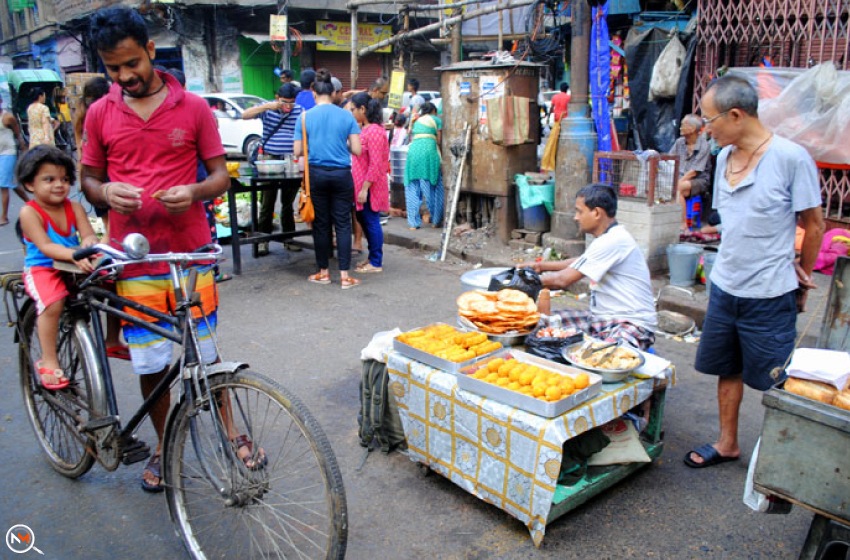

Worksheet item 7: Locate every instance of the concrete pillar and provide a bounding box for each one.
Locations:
[550,0,596,241]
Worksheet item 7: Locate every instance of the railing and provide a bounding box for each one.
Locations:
[694,0,850,223]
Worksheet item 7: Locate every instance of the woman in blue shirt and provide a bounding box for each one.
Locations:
[294,69,363,289]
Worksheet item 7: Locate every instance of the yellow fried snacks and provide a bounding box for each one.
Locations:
[467,357,587,401]
[397,324,502,363]
[456,289,540,334]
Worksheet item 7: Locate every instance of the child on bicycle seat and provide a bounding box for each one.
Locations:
[18,146,99,390]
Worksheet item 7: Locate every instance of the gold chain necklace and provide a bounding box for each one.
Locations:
[728,133,773,175]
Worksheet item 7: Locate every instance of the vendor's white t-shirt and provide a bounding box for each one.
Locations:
[570,224,657,331]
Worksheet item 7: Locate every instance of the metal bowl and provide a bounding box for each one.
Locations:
[255,160,287,176]
[460,267,509,293]
[561,340,646,383]
[456,315,535,347]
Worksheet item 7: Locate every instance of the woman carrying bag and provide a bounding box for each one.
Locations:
[293,69,362,289]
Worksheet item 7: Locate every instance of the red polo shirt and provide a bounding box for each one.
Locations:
[82,71,225,277]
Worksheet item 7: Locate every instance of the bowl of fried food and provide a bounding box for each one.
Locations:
[561,340,645,383]
[457,289,541,345]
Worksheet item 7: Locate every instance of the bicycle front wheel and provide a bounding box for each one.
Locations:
[164,370,348,560]
[19,305,103,478]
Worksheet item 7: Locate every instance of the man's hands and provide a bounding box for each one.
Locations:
[520,260,544,274]
[156,184,195,214]
[104,182,143,214]
[103,182,195,214]
[794,261,817,312]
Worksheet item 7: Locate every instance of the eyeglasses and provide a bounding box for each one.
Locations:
[279,101,295,107]
[702,110,731,126]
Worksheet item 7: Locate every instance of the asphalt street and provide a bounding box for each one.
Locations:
[0,193,815,560]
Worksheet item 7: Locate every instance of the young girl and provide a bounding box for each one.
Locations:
[19,146,98,390]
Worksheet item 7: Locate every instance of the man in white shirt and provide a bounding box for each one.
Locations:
[526,183,657,350]
[401,78,425,115]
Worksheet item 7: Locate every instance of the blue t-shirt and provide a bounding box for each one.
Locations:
[294,104,360,168]
[295,90,316,111]
[259,105,302,156]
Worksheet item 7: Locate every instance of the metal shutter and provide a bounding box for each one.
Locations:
[315,51,384,90]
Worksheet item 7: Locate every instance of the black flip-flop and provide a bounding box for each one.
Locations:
[684,444,739,468]
[141,454,165,492]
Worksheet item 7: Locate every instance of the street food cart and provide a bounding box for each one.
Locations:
[754,256,850,559]
[226,172,312,275]
[385,303,674,545]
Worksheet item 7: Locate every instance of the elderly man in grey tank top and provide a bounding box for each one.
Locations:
[684,76,825,469]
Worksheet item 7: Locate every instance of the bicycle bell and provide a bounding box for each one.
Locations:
[123,233,150,259]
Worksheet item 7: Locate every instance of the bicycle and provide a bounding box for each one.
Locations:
[3,234,348,560]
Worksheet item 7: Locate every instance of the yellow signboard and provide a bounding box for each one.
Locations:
[388,70,406,109]
[270,15,288,41]
[316,20,392,53]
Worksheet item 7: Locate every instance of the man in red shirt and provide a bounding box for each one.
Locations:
[81,7,232,492]
[549,83,571,123]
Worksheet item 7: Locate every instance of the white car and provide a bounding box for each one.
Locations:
[200,93,268,158]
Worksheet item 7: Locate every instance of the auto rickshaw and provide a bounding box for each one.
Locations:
[7,68,74,154]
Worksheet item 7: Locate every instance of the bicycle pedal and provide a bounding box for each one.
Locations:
[80,415,118,433]
[121,440,151,465]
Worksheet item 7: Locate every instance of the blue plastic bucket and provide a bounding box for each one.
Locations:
[515,196,551,232]
[667,244,703,287]
[703,250,718,294]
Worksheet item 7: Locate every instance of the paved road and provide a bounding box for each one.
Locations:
[0,194,814,559]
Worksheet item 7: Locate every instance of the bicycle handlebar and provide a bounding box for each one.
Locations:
[75,243,225,266]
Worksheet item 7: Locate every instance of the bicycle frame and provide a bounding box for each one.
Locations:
[81,275,195,448]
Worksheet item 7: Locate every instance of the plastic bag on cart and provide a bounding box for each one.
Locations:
[524,321,583,364]
[744,438,771,512]
[488,267,543,301]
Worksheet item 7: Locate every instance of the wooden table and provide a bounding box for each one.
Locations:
[227,175,311,275]
[386,350,673,545]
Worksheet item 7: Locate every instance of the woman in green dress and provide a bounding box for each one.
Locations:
[403,102,443,229]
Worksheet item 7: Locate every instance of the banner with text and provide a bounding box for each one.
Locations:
[316,20,392,53]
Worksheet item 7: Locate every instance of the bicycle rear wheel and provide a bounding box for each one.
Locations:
[19,304,103,478]
[164,370,348,560]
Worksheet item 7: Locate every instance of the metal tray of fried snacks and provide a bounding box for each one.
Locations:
[457,349,603,417]
[392,323,505,374]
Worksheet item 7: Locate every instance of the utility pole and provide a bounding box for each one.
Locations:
[548,0,596,244]
[278,0,290,71]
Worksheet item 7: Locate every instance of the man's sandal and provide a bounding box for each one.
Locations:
[36,360,70,390]
[141,454,165,493]
[233,435,267,470]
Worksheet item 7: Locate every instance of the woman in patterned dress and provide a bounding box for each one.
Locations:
[403,102,443,230]
[27,88,55,148]
[348,93,389,273]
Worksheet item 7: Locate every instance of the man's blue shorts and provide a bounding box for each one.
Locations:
[695,284,796,391]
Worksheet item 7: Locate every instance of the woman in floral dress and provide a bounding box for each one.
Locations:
[27,88,55,148]
[348,93,389,273]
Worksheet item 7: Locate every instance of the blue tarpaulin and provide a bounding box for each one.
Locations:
[591,2,612,156]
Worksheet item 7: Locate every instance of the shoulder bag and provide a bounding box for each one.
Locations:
[297,114,315,223]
